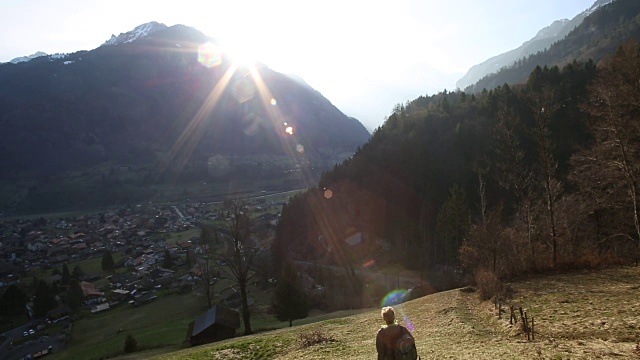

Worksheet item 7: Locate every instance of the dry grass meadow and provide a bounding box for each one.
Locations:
[147,266,640,360]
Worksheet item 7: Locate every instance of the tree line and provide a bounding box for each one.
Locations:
[272,40,640,300]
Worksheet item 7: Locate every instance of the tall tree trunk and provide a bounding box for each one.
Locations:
[240,278,252,335]
[615,126,640,265]
[631,186,640,266]
[544,174,558,268]
[525,198,536,271]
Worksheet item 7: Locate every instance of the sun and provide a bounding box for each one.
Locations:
[219,40,259,69]
[196,40,259,70]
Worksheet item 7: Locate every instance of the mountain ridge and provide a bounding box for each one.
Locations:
[466,0,640,93]
[456,0,614,90]
[101,21,168,46]
[0,23,370,213]
[9,51,48,64]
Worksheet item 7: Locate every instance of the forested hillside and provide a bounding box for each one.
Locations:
[465,0,640,93]
[272,41,640,301]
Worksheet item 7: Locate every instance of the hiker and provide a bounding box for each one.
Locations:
[376,306,419,360]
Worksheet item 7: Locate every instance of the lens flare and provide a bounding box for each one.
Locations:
[324,189,333,199]
[285,126,294,135]
[270,98,277,106]
[363,259,375,268]
[198,42,222,68]
[232,77,256,103]
[242,113,260,136]
[296,143,304,153]
[403,312,415,332]
[381,289,408,307]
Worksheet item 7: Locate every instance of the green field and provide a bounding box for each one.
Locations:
[51,292,202,360]
[48,285,368,360]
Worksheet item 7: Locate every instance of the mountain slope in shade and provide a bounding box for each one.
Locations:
[0,23,370,213]
[456,0,613,90]
[0,24,370,176]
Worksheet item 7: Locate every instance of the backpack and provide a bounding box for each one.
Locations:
[394,332,420,360]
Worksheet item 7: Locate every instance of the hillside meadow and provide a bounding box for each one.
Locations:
[136,266,640,360]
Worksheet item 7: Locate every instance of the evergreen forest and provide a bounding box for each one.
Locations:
[272,40,640,302]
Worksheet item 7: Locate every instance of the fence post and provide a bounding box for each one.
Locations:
[519,307,528,340]
[524,310,530,341]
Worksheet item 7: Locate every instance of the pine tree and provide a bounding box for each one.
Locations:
[33,280,57,317]
[66,280,84,310]
[61,264,70,285]
[271,260,309,327]
[162,249,174,269]
[102,249,115,272]
[435,184,470,267]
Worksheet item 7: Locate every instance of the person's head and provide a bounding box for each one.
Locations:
[381,306,395,325]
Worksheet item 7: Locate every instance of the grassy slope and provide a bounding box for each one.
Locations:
[144,266,640,360]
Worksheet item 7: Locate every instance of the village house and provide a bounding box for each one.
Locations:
[187,305,240,346]
[47,305,71,323]
[130,292,158,306]
[80,281,104,305]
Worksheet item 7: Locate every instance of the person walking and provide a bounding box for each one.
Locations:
[375,306,419,360]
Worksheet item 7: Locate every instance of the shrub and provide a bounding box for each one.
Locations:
[124,334,137,353]
[474,268,504,301]
[299,330,336,348]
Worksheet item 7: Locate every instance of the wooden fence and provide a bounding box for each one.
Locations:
[494,298,535,341]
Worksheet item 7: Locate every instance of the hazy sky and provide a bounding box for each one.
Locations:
[0,0,596,130]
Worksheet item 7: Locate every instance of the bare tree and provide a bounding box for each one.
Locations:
[194,225,219,309]
[213,200,262,335]
[526,80,564,268]
[460,201,507,276]
[573,41,640,264]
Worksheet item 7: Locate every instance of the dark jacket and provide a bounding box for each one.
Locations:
[376,323,411,360]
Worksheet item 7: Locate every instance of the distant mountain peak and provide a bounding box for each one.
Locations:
[456,0,614,90]
[534,19,570,39]
[102,21,167,46]
[9,51,48,64]
[586,0,615,15]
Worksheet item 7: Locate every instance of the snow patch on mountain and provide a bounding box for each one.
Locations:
[102,22,167,46]
[585,0,613,16]
[9,51,48,64]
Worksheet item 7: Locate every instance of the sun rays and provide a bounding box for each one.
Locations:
[155,41,316,190]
